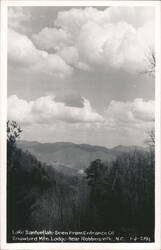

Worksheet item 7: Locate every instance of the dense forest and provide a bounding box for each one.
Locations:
[7,121,154,242]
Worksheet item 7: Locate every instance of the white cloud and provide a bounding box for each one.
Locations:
[32,27,72,51]
[105,98,154,130]
[8,95,31,122]
[7,95,104,124]
[69,98,154,135]
[8,29,40,66]
[54,7,153,31]
[57,46,90,70]
[32,6,154,72]
[132,98,154,121]
[7,95,154,147]
[8,95,154,133]
[8,29,73,78]
[101,6,154,28]
[8,7,31,33]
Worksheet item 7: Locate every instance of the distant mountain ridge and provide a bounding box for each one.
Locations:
[17,140,146,174]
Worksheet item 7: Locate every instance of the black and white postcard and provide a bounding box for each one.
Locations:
[0,1,161,250]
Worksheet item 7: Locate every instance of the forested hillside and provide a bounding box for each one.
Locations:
[7,121,154,242]
[17,140,147,174]
[17,141,116,171]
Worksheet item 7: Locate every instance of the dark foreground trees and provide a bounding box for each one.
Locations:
[7,121,154,242]
[85,151,154,237]
[7,121,89,241]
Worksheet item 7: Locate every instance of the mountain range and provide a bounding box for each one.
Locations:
[17,140,146,175]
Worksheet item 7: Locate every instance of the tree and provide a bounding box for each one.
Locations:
[85,159,106,186]
[142,48,155,77]
[85,159,110,229]
[7,120,22,147]
[7,120,22,167]
[144,128,155,148]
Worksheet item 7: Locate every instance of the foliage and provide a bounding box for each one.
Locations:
[7,121,154,242]
[7,120,22,147]
[85,150,154,235]
[142,48,155,77]
[144,128,155,149]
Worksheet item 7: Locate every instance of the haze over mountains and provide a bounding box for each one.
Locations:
[17,140,146,175]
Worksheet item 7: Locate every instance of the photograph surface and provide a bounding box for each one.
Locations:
[6,4,156,244]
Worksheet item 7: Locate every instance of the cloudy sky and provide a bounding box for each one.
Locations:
[7,6,155,147]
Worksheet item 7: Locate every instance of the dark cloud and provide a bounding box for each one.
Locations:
[55,93,84,108]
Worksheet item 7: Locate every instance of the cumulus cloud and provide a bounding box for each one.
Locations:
[7,95,154,146]
[8,94,154,134]
[8,29,40,67]
[105,98,154,130]
[8,29,73,77]
[69,98,155,135]
[131,98,154,121]
[8,7,31,33]
[32,27,72,51]
[32,6,154,72]
[55,93,84,108]
[7,95,104,124]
